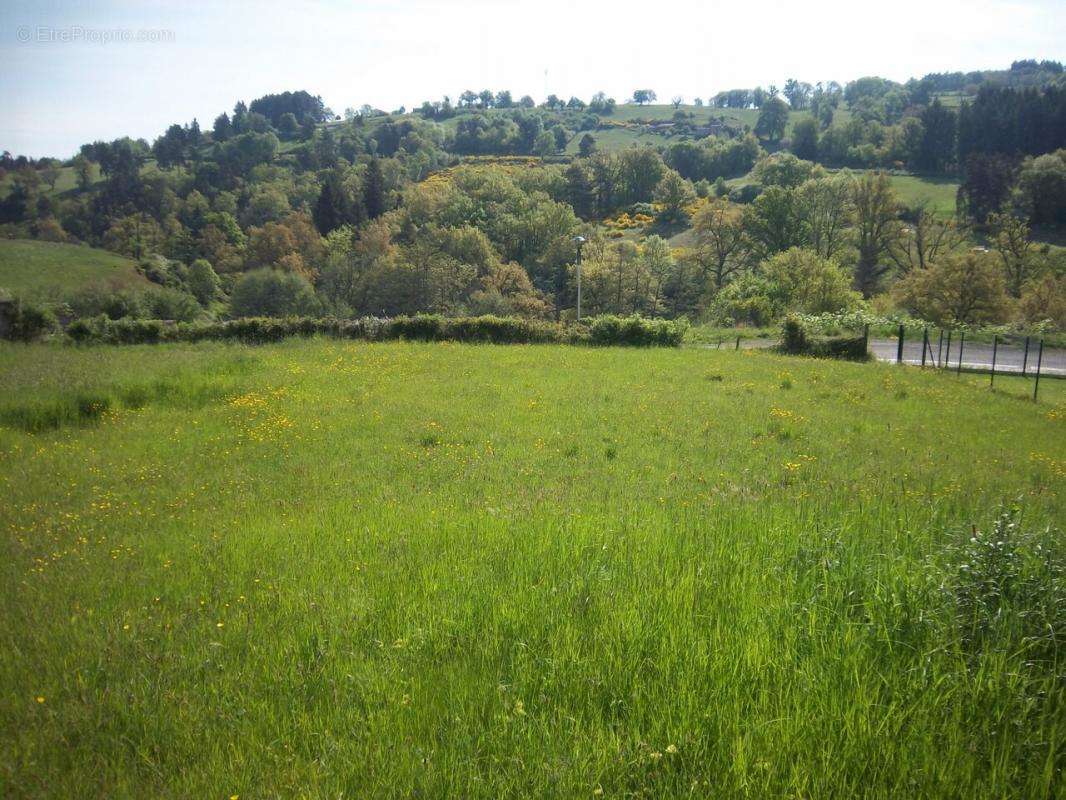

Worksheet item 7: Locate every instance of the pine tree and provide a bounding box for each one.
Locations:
[313,170,359,235]
[364,158,385,220]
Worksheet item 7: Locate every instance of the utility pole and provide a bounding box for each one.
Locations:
[574,235,586,321]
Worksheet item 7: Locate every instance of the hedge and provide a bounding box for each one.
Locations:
[777,315,870,362]
[62,314,689,348]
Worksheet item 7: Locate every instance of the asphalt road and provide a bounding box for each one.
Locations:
[706,337,1066,376]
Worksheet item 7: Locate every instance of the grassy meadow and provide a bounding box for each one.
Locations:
[1,339,1064,798]
[887,173,960,216]
[0,239,150,298]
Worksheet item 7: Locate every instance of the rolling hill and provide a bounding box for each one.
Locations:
[0,239,150,298]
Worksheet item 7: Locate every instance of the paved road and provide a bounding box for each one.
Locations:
[869,338,1065,375]
[702,337,1066,376]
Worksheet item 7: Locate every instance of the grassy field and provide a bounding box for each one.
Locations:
[888,173,960,216]
[0,239,150,298]
[1,339,1064,798]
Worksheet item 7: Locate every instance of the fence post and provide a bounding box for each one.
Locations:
[936,329,944,368]
[897,324,904,364]
[990,335,998,387]
[1033,339,1044,402]
[1022,336,1030,377]
[735,335,740,351]
[944,330,952,370]
[957,331,965,376]
[921,328,928,367]
[863,323,869,353]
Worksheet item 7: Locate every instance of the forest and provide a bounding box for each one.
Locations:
[1,61,1064,338]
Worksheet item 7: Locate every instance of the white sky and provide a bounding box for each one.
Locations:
[2,0,1063,158]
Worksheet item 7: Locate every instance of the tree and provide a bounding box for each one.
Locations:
[313,169,360,235]
[957,153,1017,223]
[988,212,1035,297]
[742,186,808,261]
[850,172,899,296]
[72,154,94,189]
[1019,273,1066,327]
[752,153,817,189]
[39,163,61,191]
[578,133,597,158]
[533,130,557,157]
[229,268,319,317]
[589,92,616,115]
[794,174,853,260]
[102,213,164,259]
[671,96,684,109]
[915,99,956,172]
[632,89,657,105]
[364,157,386,220]
[754,97,789,142]
[213,112,233,142]
[761,247,861,314]
[692,200,748,290]
[1014,150,1066,225]
[891,251,1010,325]
[564,161,596,219]
[783,79,813,110]
[187,258,220,306]
[791,116,819,161]
[277,112,300,139]
[653,171,695,222]
[889,201,967,273]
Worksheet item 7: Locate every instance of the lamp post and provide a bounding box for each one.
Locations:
[574,235,586,321]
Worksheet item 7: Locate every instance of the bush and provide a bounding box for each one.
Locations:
[777,315,869,361]
[229,269,319,318]
[588,315,688,347]
[1,297,57,342]
[62,314,688,348]
[944,507,1065,662]
[142,287,202,322]
[781,315,809,354]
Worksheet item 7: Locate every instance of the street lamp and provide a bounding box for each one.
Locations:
[573,235,586,321]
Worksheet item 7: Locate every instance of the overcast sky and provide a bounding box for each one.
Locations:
[2,0,1063,159]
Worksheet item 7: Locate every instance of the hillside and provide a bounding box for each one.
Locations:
[0,69,1063,336]
[0,239,150,298]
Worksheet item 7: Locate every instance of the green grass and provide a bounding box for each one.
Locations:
[0,239,150,299]
[1,339,1063,798]
[887,173,960,216]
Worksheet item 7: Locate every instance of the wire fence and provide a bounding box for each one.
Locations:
[885,325,1058,401]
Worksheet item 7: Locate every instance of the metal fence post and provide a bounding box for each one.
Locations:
[1022,336,1030,377]
[1033,339,1044,402]
[944,330,952,370]
[735,335,740,351]
[957,331,965,375]
[897,324,904,364]
[936,329,944,368]
[921,328,928,367]
[990,335,998,387]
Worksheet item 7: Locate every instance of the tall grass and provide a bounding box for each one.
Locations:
[1,340,1063,798]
